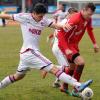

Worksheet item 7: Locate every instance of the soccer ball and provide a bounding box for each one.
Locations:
[81,87,93,100]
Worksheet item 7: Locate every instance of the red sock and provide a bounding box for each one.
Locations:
[65,67,74,76]
[73,65,84,81]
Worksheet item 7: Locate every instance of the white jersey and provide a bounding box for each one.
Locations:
[52,13,69,68]
[53,12,67,43]
[13,13,52,53]
[53,9,67,23]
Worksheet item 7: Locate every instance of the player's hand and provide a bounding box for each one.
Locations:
[63,23,72,31]
[93,44,99,53]
[41,70,48,79]
[65,49,73,55]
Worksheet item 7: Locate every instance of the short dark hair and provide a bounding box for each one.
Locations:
[31,3,47,14]
[85,3,96,12]
[68,7,78,14]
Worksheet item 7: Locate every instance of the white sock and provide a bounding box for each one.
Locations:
[0,76,13,89]
[58,72,81,87]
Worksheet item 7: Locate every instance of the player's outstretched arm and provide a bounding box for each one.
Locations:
[49,22,63,29]
[50,22,72,30]
[0,14,13,20]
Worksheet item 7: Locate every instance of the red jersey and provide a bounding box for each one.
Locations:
[57,11,96,54]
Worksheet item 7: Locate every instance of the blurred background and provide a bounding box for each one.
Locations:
[0,0,100,26]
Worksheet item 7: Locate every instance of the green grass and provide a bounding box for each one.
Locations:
[0,26,100,100]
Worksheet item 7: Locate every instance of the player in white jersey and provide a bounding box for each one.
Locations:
[41,4,67,81]
[43,8,78,90]
[52,8,78,89]
[0,3,93,94]
[52,3,65,23]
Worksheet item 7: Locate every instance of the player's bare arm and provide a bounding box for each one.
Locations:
[49,22,63,29]
[63,23,72,31]
[0,14,13,20]
[49,22,72,31]
[87,20,99,53]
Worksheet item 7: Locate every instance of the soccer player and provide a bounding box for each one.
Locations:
[0,9,6,27]
[47,8,78,89]
[57,3,99,97]
[0,3,92,93]
[41,3,66,85]
[42,7,78,86]
[52,3,65,23]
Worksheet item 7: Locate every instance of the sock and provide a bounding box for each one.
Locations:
[62,67,74,89]
[0,75,16,89]
[65,67,74,76]
[73,65,84,81]
[55,70,81,87]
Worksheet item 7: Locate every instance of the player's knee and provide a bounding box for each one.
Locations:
[74,55,85,66]
[49,65,60,75]
[78,61,85,66]
[75,58,85,66]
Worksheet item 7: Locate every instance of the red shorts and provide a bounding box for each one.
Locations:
[65,44,80,63]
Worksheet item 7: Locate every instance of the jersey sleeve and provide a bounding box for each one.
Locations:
[86,18,96,44]
[63,14,79,32]
[12,13,29,23]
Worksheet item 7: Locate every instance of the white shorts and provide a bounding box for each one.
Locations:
[17,49,53,74]
[52,37,69,69]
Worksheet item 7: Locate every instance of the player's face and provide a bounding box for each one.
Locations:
[59,4,64,11]
[83,8,94,20]
[32,13,45,22]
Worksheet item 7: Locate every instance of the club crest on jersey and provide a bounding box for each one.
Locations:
[41,22,45,26]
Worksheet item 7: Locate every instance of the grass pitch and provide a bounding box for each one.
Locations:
[0,26,100,100]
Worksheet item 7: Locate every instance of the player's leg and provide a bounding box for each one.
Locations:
[2,18,6,27]
[51,40,66,88]
[69,54,85,97]
[52,40,72,89]
[64,46,84,82]
[0,71,26,89]
[26,49,92,92]
[47,65,93,92]
[41,70,48,79]
[73,55,85,82]
[60,63,75,95]
[0,52,30,89]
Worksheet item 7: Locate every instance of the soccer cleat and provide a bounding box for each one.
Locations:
[52,82,61,88]
[60,88,72,96]
[71,90,81,98]
[75,80,93,92]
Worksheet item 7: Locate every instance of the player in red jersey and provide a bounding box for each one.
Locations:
[57,3,99,97]
[42,8,78,90]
